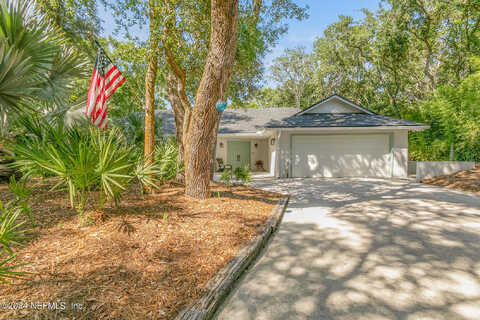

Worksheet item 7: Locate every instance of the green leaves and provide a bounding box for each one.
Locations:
[104,0,308,109]
[133,156,162,192]
[234,165,252,183]
[270,46,315,109]
[0,40,35,110]
[154,138,181,182]
[0,254,29,284]
[131,138,181,193]
[220,165,251,185]
[93,128,134,206]
[409,59,480,161]
[8,115,183,211]
[219,170,234,186]
[0,0,88,135]
[7,116,136,211]
[0,193,32,284]
[0,201,26,255]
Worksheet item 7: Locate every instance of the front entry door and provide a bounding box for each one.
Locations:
[227,141,251,170]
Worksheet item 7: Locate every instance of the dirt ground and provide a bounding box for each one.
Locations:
[0,180,282,320]
[423,164,480,194]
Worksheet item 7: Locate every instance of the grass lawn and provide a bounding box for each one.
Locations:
[0,179,282,320]
[423,164,480,194]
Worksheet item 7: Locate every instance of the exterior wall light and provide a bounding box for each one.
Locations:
[219,142,224,148]
[270,138,275,146]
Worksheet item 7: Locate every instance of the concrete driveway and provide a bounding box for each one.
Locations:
[215,178,480,320]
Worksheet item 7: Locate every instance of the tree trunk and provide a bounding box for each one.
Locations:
[294,91,301,109]
[166,69,186,181]
[144,0,159,183]
[183,0,239,199]
[144,54,158,167]
[210,113,222,180]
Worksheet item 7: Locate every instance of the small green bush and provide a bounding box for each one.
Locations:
[220,169,234,185]
[234,165,252,183]
[155,138,181,181]
[131,138,181,193]
[132,155,162,193]
[220,165,252,185]
[8,176,33,226]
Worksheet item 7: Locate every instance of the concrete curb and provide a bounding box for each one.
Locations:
[175,195,290,320]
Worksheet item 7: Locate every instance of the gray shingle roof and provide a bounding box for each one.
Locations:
[156,108,300,134]
[217,107,300,133]
[156,108,426,135]
[265,113,426,128]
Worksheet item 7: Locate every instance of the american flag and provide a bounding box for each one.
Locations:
[85,48,125,129]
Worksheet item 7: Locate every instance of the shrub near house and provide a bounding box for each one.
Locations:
[220,165,252,185]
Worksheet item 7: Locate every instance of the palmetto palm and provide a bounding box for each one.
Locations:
[0,0,88,135]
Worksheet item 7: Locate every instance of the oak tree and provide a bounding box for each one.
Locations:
[160,0,307,197]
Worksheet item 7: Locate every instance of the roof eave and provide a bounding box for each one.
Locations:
[217,131,271,137]
[265,125,430,131]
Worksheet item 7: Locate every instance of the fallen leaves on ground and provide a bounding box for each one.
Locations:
[423,164,480,194]
[0,180,282,320]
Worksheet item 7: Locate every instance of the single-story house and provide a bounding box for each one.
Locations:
[157,94,429,179]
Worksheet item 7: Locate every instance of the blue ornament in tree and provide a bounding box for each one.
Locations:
[216,100,227,111]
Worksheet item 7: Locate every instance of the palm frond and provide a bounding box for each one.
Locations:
[0,0,89,120]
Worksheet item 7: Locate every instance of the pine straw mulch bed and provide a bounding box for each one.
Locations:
[423,164,480,194]
[0,179,282,320]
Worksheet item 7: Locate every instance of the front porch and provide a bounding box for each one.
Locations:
[215,134,276,175]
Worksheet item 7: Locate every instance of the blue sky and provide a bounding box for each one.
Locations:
[98,0,380,86]
[262,0,380,85]
[264,0,379,58]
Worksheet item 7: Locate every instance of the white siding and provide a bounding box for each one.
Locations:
[250,139,269,171]
[392,131,408,178]
[268,136,276,176]
[307,100,362,114]
[277,129,410,179]
[292,134,391,178]
[216,137,227,164]
[277,130,291,178]
[305,97,363,114]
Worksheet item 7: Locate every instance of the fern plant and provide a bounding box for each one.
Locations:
[234,165,252,183]
[154,138,181,181]
[220,170,233,185]
[132,154,162,193]
[0,177,32,284]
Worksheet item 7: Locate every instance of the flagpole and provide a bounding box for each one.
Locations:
[89,34,145,109]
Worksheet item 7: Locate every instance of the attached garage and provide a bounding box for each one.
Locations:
[291,134,392,178]
[158,94,429,180]
[265,94,429,179]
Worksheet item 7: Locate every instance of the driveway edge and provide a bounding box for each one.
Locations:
[175,195,290,320]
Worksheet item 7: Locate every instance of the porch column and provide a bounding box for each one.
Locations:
[274,130,281,178]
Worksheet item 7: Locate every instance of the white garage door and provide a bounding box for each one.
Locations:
[292,134,392,178]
